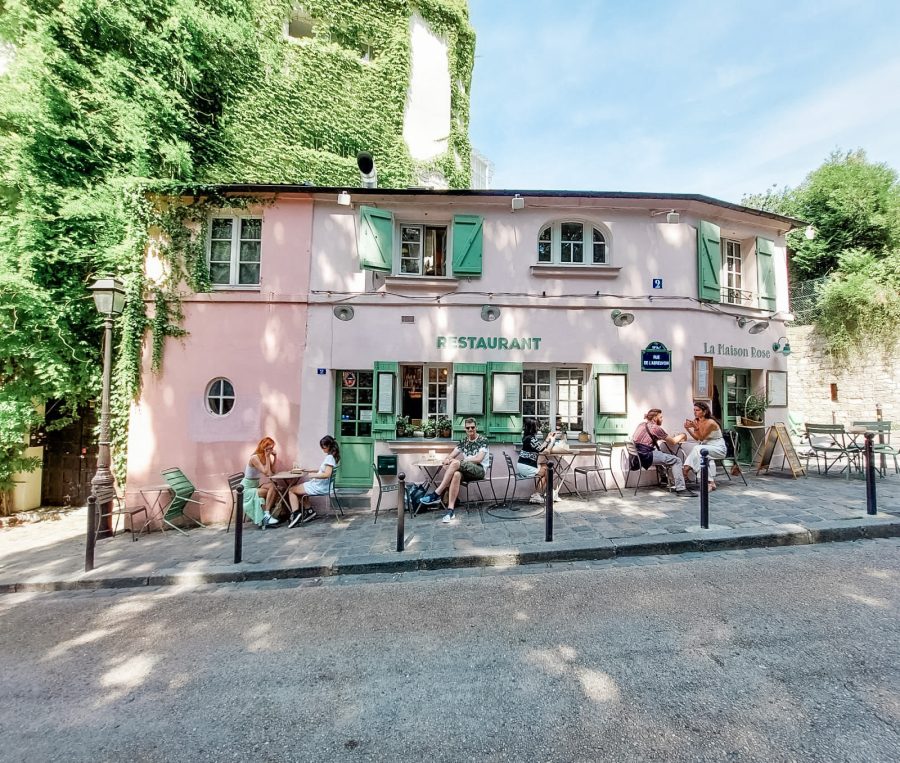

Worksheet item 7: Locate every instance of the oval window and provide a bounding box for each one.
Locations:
[206,378,235,416]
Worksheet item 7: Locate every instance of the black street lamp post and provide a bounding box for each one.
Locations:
[85,277,126,572]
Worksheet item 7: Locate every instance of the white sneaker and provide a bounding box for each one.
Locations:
[263,512,280,527]
[552,490,560,502]
[441,510,455,524]
[529,492,544,504]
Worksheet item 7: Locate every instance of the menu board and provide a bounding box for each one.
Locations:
[693,356,713,400]
[376,372,395,414]
[596,373,627,415]
[767,370,788,407]
[491,373,521,414]
[455,373,485,415]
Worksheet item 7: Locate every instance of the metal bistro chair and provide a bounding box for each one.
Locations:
[299,464,345,521]
[458,457,497,521]
[498,451,538,507]
[804,424,861,478]
[372,463,412,523]
[710,430,748,486]
[94,485,148,542]
[159,467,216,534]
[573,442,623,498]
[621,442,671,496]
[852,421,899,476]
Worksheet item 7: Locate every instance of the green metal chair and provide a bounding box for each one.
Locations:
[159,467,214,534]
[852,421,899,476]
[804,424,861,478]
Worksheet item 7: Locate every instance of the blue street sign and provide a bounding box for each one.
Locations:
[641,341,672,372]
[652,278,663,289]
[317,368,326,375]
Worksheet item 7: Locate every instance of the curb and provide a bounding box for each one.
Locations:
[3,516,899,594]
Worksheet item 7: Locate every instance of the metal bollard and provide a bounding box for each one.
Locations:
[545,465,553,542]
[85,493,97,572]
[864,433,877,515]
[234,484,244,563]
[699,448,709,529]
[396,472,406,552]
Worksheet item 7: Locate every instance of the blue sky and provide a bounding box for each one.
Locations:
[468,0,900,202]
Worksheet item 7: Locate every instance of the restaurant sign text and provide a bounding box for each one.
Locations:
[702,342,771,359]
[436,335,543,351]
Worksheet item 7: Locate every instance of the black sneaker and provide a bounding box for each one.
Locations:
[288,510,302,529]
[675,489,697,498]
[300,509,318,523]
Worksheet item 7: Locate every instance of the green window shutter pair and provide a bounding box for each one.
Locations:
[358,207,483,277]
[372,361,399,440]
[591,364,629,444]
[485,361,523,444]
[756,237,776,311]
[697,220,722,302]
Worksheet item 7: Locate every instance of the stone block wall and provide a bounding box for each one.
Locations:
[787,326,899,425]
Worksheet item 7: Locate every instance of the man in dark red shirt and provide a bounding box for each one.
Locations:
[631,409,693,495]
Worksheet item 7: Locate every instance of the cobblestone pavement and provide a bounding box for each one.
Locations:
[1,470,898,592]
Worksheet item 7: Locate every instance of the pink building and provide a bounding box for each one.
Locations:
[126,189,800,520]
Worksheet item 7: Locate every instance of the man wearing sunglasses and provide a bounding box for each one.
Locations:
[419,417,491,523]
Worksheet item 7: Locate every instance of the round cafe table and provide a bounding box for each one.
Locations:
[269,471,305,518]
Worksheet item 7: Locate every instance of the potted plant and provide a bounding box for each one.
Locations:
[437,415,452,438]
[578,430,591,443]
[741,393,767,425]
[395,415,410,438]
[423,419,437,438]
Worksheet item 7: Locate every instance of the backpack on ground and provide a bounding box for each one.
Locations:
[405,482,429,513]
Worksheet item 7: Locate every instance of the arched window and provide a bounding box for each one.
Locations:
[206,378,235,416]
[537,221,609,265]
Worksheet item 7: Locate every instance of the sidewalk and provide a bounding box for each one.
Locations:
[2,470,898,593]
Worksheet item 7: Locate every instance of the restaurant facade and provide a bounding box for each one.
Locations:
[125,188,800,518]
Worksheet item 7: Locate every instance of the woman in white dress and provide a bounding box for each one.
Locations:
[287,435,340,527]
[683,401,728,490]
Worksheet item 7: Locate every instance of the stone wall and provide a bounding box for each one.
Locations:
[786,326,900,425]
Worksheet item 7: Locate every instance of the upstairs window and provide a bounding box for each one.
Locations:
[537,221,608,265]
[208,215,262,287]
[722,239,747,305]
[285,4,316,40]
[400,224,448,276]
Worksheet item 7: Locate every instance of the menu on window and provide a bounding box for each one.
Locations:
[491,373,521,414]
[455,374,485,415]
[376,372,394,413]
[596,374,627,415]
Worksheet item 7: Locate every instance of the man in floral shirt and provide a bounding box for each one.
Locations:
[420,417,490,524]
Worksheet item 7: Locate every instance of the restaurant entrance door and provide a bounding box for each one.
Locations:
[335,370,374,488]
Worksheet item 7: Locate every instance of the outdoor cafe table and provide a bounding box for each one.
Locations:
[137,483,172,534]
[544,447,580,494]
[269,471,304,517]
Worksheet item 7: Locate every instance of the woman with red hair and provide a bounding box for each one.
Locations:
[242,437,280,527]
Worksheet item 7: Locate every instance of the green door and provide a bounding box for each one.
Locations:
[718,369,751,462]
[335,370,374,488]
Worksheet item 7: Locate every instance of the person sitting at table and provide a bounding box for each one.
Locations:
[419,417,490,524]
[682,400,728,490]
[518,417,559,504]
[287,435,340,528]
[631,409,693,496]
[243,436,279,528]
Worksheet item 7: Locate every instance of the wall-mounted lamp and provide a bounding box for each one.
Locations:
[611,309,635,327]
[772,336,791,356]
[333,305,355,321]
[651,209,680,224]
[736,316,769,334]
[481,304,501,322]
[337,190,352,206]
[511,194,525,211]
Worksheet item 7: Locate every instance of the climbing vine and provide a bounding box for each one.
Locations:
[0,0,475,502]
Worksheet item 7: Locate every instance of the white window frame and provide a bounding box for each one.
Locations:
[537,220,610,266]
[522,366,587,436]
[721,238,748,305]
[207,212,262,289]
[425,365,450,421]
[396,221,451,277]
[205,378,235,416]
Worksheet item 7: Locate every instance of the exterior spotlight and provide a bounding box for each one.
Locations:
[337,191,352,206]
[736,316,768,334]
[511,194,525,211]
[772,337,791,355]
[481,304,500,322]
[611,309,634,327]
[333,305,355,321]
[666,211,680,224]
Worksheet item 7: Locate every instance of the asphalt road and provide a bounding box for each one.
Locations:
[1,540,898,763]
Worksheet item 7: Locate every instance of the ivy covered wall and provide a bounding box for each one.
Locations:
[0,0,475,507]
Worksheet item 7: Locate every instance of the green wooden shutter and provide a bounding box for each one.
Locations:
[486,361,523,444]
[592,364,630,444]
[697,221,722,303]
[372,361,399,440]
[451,215,483,277]
[756,237,776,311]
[451,363,487,439]
[358,206,393,272]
